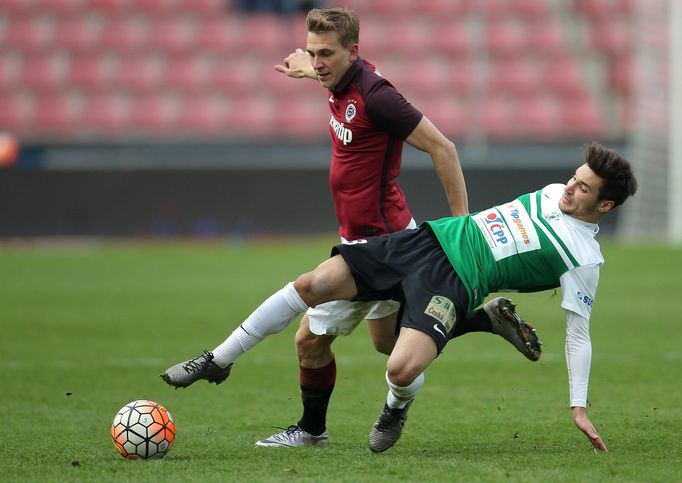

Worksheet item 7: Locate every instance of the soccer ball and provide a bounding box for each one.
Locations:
[111,400,176,459]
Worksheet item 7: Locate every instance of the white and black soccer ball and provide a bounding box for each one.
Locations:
[111,400,176,459]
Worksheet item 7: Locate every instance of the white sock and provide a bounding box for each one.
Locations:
[385,371,425,409]
[211,282,308,367]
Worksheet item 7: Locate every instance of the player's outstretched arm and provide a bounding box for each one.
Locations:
[404,116,468,216]
[572,406,608,452]
[274,48,317,80]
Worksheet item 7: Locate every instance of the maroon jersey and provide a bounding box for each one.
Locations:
[327,58,423,240]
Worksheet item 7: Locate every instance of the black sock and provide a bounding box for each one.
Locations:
[297,359,336,436]
[298,385,334,436]
[450,308,493,339]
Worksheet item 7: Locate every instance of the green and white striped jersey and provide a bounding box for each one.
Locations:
[426,184,603,319]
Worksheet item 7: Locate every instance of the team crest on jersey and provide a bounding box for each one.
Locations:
[424,295,456,333]
[345,101,357,122]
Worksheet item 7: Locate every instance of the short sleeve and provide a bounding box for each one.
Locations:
[364,82,423,140]
[560,264,601,320]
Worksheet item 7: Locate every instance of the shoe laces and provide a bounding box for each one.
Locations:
[272,425,301,435]
[375,407,402,431]
[182,350,214,374]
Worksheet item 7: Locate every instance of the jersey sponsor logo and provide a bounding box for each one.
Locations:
[473,208,513,258]
[473,203,540,261]
[576,290,593,307]
[424,295,456,333]
[329,115,353,145]
[498,201,540,254]
[344,238,368,245]
[345,101,357,122]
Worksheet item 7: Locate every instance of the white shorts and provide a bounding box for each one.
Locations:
[308,299,401,336]
[307,219,417,336]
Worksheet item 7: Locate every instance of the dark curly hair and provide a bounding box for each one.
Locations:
[584,142,637,207]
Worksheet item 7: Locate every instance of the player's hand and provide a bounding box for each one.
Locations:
[274,48,315,79]
[572,406,608,452]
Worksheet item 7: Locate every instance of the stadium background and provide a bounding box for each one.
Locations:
[0,0,678,241]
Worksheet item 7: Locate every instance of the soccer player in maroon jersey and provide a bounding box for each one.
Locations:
[161,7,541,447]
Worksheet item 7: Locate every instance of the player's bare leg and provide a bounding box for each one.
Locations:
[367,313,398,356]
[369,327,436,453]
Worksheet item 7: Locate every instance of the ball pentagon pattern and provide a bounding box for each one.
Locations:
[111,400,175,459]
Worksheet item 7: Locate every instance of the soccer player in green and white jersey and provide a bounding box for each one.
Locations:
[166,142,636,452]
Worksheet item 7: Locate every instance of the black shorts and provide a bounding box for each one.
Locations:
[332,227,469,353]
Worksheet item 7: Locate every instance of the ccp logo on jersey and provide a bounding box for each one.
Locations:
[576,291,593,306]
[484,212,509,245]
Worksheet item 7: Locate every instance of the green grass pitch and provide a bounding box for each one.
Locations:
[1,237,680,482]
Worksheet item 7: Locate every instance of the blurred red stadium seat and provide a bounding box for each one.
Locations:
[224,96,275,137]
[99,17,146,52]
[82,94,130,132]
[444,59,475,93]
[53,16,100,53]
[541,56,587,97]
[483,0,549,19]
[485,19,527,57]
[208,57,259,94]
[164,56,207,92]
[558,94,605,136]
[0,0,35,12]
[416,95,467,137]
[19,53,66,91]
[130,95,176,132]
[370,0,411,18]
[413,0,473,17]
[573,0,634,19]
[432,20,473,57]
[384,19,431,54]
[86,0,130,12]
[488,58,540,96]
[114,54,163,92]
[515,94,561,137]
[147,16,195,54]
[177,94,228,134]
[135,0,177,12]
[68,54,114,90]
[0,56,19,89]
[175,0,226,14]
[3,16,49,52]
[194,18,241,53]
[395,57,450,93]
[587,18,632,56]
[41,0,84,14]
[272,96,328,139]
[240,14,286,53]
[608,54,632,95]
[483,95,513,138]
[33,93,77,134]
[526,18,568,55]
[0,95,29,132]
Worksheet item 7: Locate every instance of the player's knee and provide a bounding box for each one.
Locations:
[295,326,331,360]
[386,361,420,388]
[294,270,333,305]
